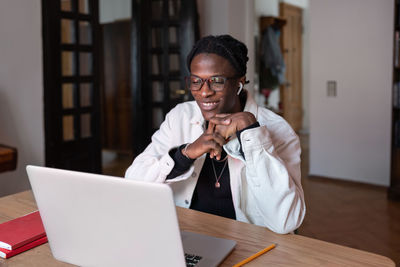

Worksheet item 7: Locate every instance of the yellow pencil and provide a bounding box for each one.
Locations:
[233,244,276,267]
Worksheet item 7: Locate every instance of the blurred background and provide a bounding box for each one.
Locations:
[0,0,399,264]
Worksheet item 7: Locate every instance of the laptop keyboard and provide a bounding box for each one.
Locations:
[185,253,202,266]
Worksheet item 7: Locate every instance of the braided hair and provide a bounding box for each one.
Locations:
[186,35,249,77]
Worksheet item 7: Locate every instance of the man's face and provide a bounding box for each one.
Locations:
[189,53,242,121]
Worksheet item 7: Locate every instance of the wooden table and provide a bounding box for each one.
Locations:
[0,145,17,173]
[0,191,395,266]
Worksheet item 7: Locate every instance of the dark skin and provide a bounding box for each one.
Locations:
[182,53,257,160]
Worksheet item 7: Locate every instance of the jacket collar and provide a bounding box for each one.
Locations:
[190,103,206,129]
[242,91,258,117]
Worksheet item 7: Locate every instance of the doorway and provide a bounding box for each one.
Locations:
[99,0,199,176]
[279,2,303,132]
[99,3,133,177]
[43,0,199,176]
[255,2,303,133]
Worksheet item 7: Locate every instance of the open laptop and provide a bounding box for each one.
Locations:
[26,165,236,267]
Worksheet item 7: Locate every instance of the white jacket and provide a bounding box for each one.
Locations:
[125,93,305,234]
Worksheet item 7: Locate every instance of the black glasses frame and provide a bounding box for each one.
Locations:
[185,75,239,92]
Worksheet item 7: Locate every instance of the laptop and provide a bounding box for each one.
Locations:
[26,165,236,267]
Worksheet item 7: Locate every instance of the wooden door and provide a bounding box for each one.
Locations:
[101,20,132,153]
[42,0,102,172]
[280,3,303,132]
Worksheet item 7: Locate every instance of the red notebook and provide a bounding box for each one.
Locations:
[0,211,46,250]
[0,236,48,259]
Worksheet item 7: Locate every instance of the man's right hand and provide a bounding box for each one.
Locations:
[182,122,226,160]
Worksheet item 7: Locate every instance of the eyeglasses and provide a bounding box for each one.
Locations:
[185,75,238,92]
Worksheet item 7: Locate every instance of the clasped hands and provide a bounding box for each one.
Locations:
[182,112,256,160]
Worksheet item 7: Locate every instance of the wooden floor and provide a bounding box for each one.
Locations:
[297,134,400,265]
[102,150,133,177]
[103,135,400,265]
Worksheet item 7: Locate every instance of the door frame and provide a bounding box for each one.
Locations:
[279,2,303,132]
[42,0,102,172]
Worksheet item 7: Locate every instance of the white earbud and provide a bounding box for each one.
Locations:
[237,82,244,95]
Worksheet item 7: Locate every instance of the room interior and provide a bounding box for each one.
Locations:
[0,0,399,264]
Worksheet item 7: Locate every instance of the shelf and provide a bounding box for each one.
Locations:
[0,145,17,173]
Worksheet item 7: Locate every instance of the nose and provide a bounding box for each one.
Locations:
[200,80,214,97]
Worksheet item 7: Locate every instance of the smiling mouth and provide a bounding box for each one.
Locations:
[199,101,219,111]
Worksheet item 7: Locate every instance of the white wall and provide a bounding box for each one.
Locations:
[283,0,308,9]
[255,0,279,17]
[0,0,44,197]
[309,0,393,185]
[99,0,131,24]
[255,0,308,17]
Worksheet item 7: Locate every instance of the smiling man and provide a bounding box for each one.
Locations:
[125,35,305,234]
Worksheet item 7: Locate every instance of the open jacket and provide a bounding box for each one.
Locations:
[125,92,305,234]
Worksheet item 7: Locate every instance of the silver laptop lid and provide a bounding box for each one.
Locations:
[27,165,186,267]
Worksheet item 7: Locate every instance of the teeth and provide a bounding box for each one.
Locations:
[203,102,217,106]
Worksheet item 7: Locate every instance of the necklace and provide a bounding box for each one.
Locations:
[211,159,228,188]
[212,154,228,162]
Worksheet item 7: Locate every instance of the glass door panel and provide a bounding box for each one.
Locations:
[79,0,90,14]
[61,19,76,44]
[61,51,76,76]
[60,0,73,12]
[62,83,76,108]
[79,21,92,45]
[80,83,92,107]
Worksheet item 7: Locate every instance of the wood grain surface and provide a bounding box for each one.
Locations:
[0,191,394,267]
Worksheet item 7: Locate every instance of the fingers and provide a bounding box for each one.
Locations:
[213,132,226,147]
[206,132,226,160]
[214,113,231,119]
[204,115,235,159]
[206,121,215,134]
[190,130,226,160]
[207,142,222,160]
[209,114,231,126]
[202,112,256,160]
[209,114,232,141]
[211,133,225,155]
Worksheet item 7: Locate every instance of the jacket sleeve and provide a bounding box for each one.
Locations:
[124,110,195,183]
[233,124,305,234]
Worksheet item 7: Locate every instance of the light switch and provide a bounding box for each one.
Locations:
[327,81,337,97]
